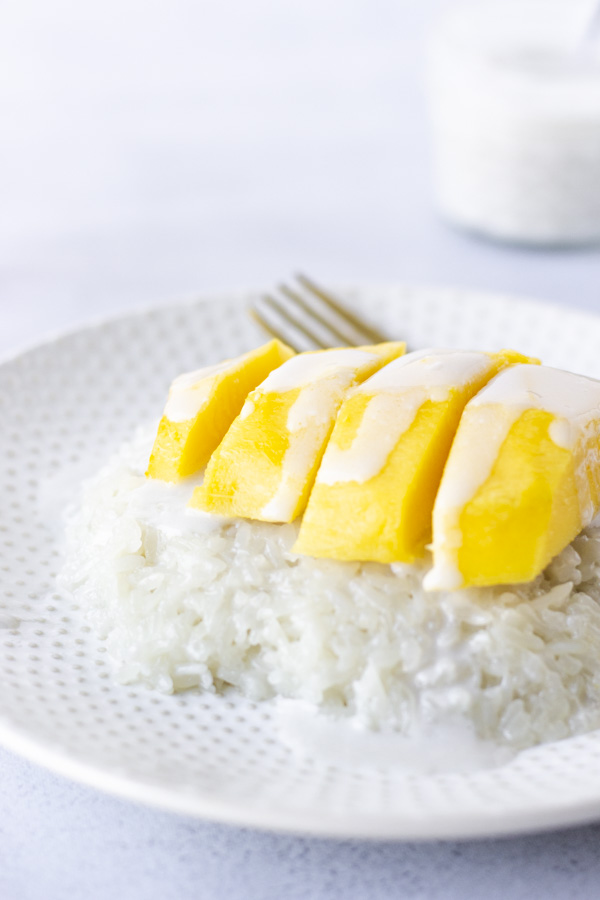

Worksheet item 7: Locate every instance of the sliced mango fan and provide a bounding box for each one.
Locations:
[146,339,600,591]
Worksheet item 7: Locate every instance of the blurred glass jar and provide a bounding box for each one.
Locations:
[428,0,600,246]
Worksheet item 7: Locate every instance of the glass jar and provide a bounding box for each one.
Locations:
[428,0,600,245]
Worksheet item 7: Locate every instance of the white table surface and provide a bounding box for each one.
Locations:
[2,0,600,897]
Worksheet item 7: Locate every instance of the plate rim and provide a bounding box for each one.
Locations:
[3,280,600,370]
[4,283,600,841]
[5,711,600,841]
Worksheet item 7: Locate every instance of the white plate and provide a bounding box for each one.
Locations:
[3,285,600,841]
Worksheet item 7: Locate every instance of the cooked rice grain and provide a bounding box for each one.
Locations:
[60,431,600,750]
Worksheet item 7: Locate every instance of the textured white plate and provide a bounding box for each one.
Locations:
[3,285,600,841]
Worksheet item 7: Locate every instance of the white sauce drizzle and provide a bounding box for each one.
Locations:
[425,364,600,591]
[258,348,377,392]
[238,398,255,421]
[128,474,229,536]
[259,421,332,520]
[256,348,383,520]
[548,418,574,449]
[317,391,426,486]
[469,364,600,419]
[164,359,237,423]
[316,350,494,486]
[362,349,492,395]
[275,699,513,774]
[260,361,367,520]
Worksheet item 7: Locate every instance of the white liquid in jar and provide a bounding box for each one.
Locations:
[428,0,600,245]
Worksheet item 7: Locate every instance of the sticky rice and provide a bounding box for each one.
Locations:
[60,429,600,751]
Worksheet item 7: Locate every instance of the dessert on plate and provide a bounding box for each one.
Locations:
[61,339,600,761]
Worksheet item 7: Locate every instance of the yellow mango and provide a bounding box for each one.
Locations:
[426,364,600,590]
[295,349,538,563]
[146,339,294,482]
[191,341,406,521]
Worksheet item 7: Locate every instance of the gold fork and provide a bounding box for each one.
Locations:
[249,273,390,352]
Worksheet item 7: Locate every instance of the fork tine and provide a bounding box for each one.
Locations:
[278,284,356,347]
[260,294,329,350]
[248,307,304,353]
[296,273,389,344]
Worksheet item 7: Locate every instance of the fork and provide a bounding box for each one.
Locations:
[249,273,390,352]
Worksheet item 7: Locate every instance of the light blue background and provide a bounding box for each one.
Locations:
[2,1,600,897]
[3,746,600,899]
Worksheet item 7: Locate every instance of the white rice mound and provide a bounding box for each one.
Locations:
[60,429,600,751]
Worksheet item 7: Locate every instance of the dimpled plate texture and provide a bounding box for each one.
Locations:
[3,285,600,841]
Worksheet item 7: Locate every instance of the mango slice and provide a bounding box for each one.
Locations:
[190,341,406,521]
[295,348,538,563]
[425,364,600,590]
[146,339,294,482]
